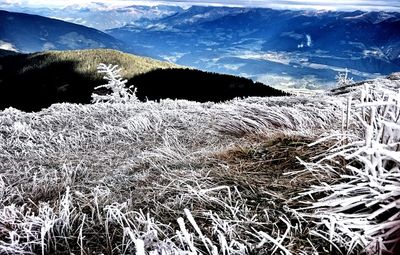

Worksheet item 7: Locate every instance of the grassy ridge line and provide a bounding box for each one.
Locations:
[21,49,180,79]
[0,95,345,254]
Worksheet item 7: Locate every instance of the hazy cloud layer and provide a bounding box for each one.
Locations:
[2,0,400,11]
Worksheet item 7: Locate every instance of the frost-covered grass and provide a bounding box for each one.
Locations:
[0,77,399,254]
[0,93,344,254]
[292,78,400,254]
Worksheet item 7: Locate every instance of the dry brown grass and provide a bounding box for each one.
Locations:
[207,134,344,254]
[213,135,327,194]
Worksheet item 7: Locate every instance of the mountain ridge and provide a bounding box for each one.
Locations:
[0,10,123,53]
[0,49,287,111]
[0,5,185,30]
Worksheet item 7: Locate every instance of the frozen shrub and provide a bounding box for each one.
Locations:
[91,63,138,103]
[335,68,354,88]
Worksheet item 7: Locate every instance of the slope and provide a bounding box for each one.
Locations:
[0,10,123,52]
[0,93,344,254]
[0,70,399,254]
[0,49,177,111]
[0,49,287,112]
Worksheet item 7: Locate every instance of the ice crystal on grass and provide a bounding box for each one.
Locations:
[294,79,400,254]
[92,63,138,104]
[0,94,344,254]
[4,76,399,254]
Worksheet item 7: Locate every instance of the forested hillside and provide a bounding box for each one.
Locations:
[0,49,287,111]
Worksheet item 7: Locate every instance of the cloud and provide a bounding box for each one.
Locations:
[1,0,23,5]
[3,0,400,11]
[169,0,400,11]
[0,40,18,51]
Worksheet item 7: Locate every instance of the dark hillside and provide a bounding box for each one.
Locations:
[0,10,122,52]
[0,49,176,111]
[0,49,19,57]
[131,68,288,102]
[0,50,287,111]
[0,54,89,111]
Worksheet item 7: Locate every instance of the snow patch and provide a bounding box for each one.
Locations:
[298,34,312,48]
[363,49,385,58]
[306,34,312,47]
[223,64,245,71]
[0,40,17,51]
[57,32,105,48]
[42,42,56,51]
[161,52,186,63]
[234,51,291,65]
[281,31,303,40]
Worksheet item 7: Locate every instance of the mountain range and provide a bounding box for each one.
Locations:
[108,6,400,88]
[1,6,400,89]
[0,3,185,30]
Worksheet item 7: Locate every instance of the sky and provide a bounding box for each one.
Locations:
[1,0,400,11]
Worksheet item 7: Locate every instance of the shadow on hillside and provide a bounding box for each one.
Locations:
[130,68,288,102]
[0,55,288,112]
[0,55,95,111]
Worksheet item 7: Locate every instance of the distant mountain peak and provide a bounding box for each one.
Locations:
[107,6,400,89]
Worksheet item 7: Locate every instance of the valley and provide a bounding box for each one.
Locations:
[1,6,399,90]
[108,7,400,89]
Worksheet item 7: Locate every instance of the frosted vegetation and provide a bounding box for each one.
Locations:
[0,65,399,254]
[335,69,354,88]
[92,64,138,104]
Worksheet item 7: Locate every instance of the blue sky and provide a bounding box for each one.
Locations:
[1,0,400,11]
